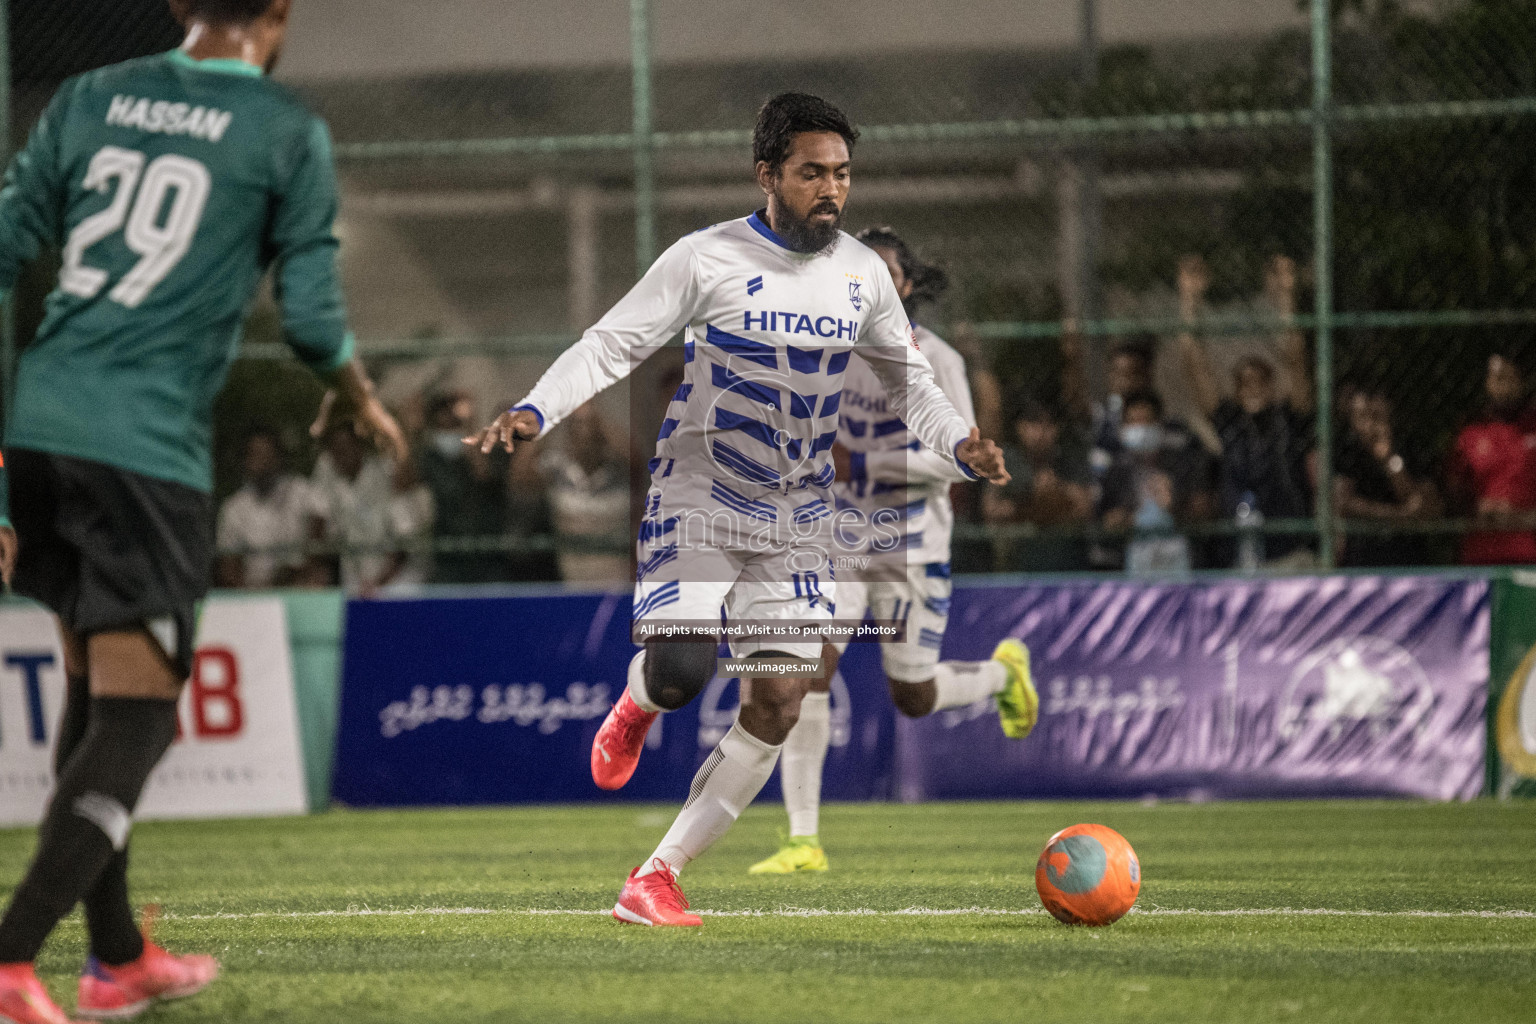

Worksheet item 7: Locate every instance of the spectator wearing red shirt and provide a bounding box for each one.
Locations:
[1448,353,1536,565]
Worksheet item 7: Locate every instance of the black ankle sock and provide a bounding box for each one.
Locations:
[0,698,176,963]
[85,849,143,966]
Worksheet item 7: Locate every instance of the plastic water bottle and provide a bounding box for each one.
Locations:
[1235,491,1264,572]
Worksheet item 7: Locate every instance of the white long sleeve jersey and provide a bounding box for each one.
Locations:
[836,326,977,567]
[515,213,975,508]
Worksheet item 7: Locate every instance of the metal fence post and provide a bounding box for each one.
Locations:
[1311,0,1336,569]
[630,0,656,278]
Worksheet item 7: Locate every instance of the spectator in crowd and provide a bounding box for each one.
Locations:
[215,426,317,589]
[1060,325,1202,481]
[504,431,564,583]
[417,390,511,583]
[1447,351,1536,565]
[1178,253,1316,569]
[310,419,434,594]
[544,403,639,583]
[1334,386,1442,566]
[1098,390,1216,573]
[982,398,1095,571]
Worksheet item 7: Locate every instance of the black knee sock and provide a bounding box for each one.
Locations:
[49,680,146,965]
[53,676,91,778]
[0,698,176,964]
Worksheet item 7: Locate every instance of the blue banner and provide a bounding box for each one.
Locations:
[897,576,1490,802]
[332,591,895,806]
[333,576,1490,807]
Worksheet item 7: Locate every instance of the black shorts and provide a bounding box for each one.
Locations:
[8,448,212,679]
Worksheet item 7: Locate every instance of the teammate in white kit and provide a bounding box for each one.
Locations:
[466,94,1011,926]
[749,228,1038,876]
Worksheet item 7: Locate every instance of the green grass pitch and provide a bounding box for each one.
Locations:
[2,800,1533,1023]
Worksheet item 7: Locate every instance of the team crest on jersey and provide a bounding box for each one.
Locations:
[847,274,864,312]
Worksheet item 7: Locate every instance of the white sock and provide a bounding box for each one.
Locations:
[626,650,661,713]
[931,660,1008,712]
[638,721,781,876]
[781,692,830,838]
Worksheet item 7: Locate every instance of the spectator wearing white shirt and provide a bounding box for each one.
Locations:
[215,427,316,589]
[310,420,435,595]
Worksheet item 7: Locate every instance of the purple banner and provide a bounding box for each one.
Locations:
[896,576,1490,802]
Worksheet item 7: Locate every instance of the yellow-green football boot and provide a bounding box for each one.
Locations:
[747,834,829,874]
[992,639,1040,739]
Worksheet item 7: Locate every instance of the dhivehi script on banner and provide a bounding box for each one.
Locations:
[0,598,307,827]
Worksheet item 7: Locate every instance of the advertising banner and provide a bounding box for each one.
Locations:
[332,591,896,806]
[898,576,1490,802]
[1490,572,1536,797]
[0,599,308,826]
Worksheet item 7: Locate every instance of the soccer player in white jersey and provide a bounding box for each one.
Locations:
[749,228,1038,875]
[465,94,1010,926]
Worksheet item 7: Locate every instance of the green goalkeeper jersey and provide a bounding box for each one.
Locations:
[0,49,356,523]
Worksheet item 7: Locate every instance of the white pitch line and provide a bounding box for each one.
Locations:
[152,906,1536,922]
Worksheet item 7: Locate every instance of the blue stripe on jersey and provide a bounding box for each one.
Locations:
[714,407,784,454]
[924,595,951,615]
[787,346,823,374]
[792,498,830,524]
[872,529,923,553]
[804,463,835,488]
[711,440,781,485]
[871,481,907,496]
[917,627,945,651]
[712,363,781,410]
[673,383,694,402]
[790,392,817,419]
[810,429,839,456]
[873,417,907,438]
[821,393,841,416]
[925,561,952,579]
[710,480,778,521]
[638,517,679,542]
[658,418,679,439]
[684,340,695,363]
[636,544,679,581]
[648,457,661,474]
[904,497,928,519]
[841,416,867,438]
[828,350,851,374]
[707,324,778,369]
[634,581,681,620]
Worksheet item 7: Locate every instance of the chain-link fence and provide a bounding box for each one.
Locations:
[5,0,1536,590]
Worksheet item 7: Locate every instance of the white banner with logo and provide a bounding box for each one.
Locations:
[0,598,307,827]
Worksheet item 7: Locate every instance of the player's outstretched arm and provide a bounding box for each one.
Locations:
[480,238,702,445]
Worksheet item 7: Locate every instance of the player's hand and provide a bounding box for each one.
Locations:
[465,408,541,455]
[358,396,409,463]
[956,427,1010,485]
[0,525,17,588]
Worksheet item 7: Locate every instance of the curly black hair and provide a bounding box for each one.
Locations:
[752,93,859,173]
[181,0,277,23]
[855,226,949,309]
